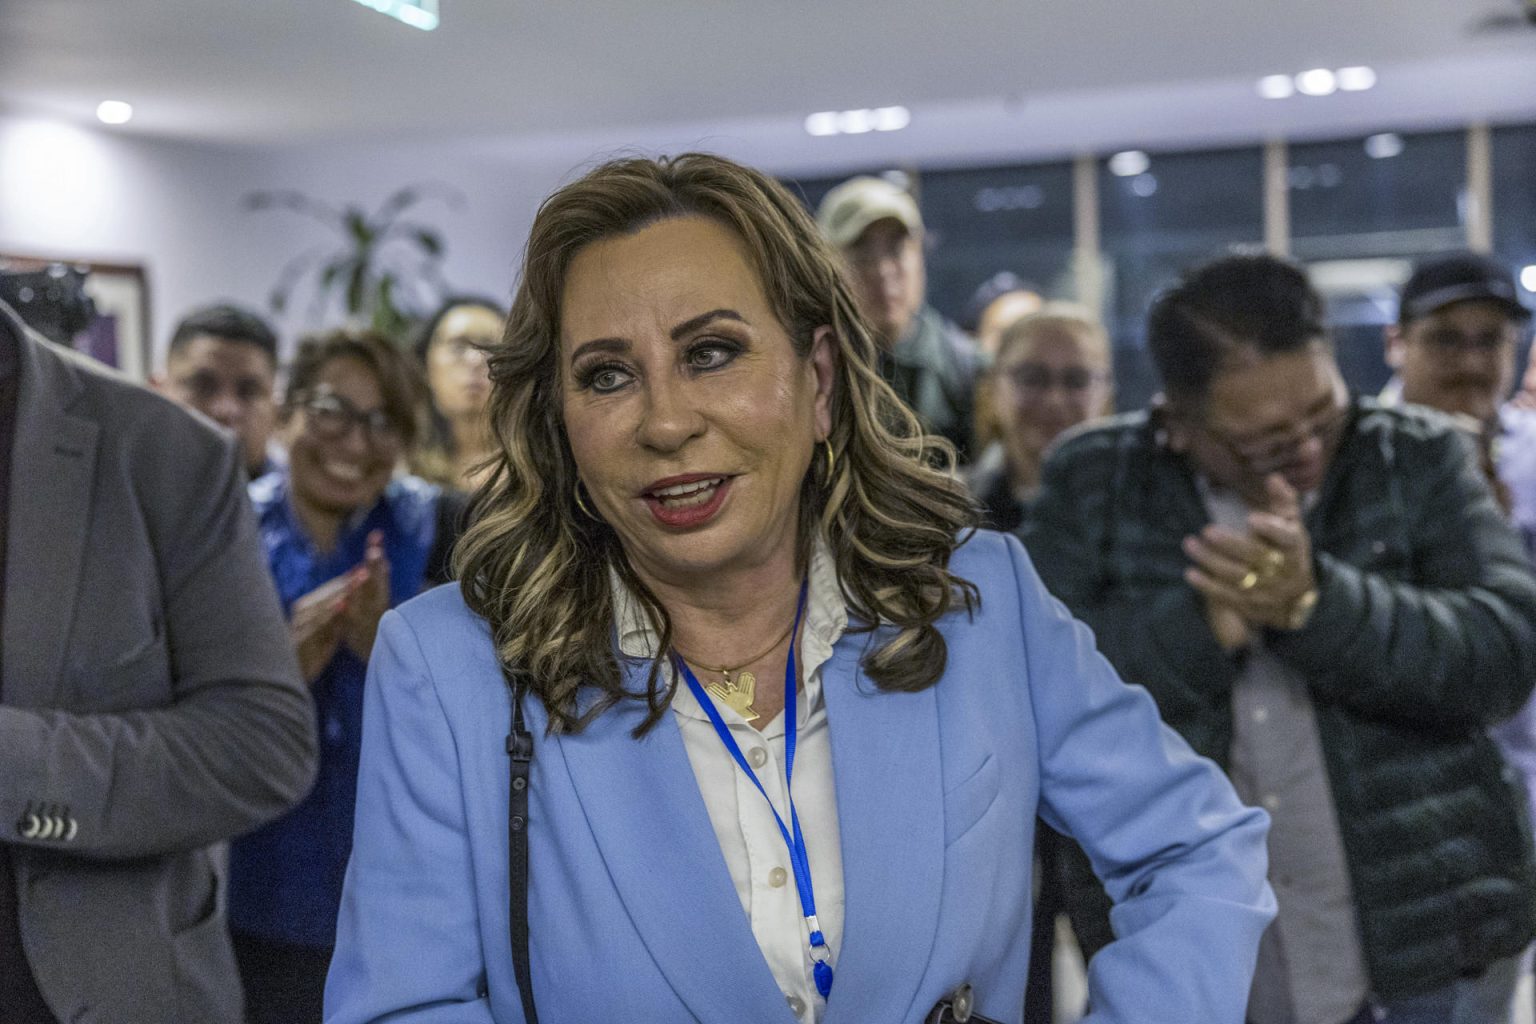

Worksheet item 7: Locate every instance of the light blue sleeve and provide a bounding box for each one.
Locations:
[324,608,502,1024]
[1006,535,1276,1022]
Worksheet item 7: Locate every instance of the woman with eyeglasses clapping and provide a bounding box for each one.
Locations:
[229,330,463,1024]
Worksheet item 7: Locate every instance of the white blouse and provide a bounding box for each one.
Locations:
[611,537,848,1022]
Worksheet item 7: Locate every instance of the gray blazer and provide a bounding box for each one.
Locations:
[0,306,318,1022]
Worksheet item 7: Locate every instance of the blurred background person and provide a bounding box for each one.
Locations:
[964,303,1114,1024]
[410,296,505,492]
[1386,252,1536,1018]
[963,272,1046,460]
[1385,252,1535,539]
[1026,252,1536,1024]
[227,330,463,1024]
[963,271,1045,362]
[816,175,980,459]
[967,304,1113,532]
[153,302,282,480]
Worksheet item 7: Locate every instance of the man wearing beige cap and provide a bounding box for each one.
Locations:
[817,175,980,458]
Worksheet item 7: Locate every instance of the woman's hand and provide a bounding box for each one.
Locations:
[1184,474,1317,634]
[291,575,351,684]
[341,530,391,662]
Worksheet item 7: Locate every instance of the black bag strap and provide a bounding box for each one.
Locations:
[504,670,538,1024]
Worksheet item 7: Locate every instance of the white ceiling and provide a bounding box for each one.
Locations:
[2,0,1535,168]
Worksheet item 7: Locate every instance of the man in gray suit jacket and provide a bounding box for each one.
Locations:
[0,300,318,1022]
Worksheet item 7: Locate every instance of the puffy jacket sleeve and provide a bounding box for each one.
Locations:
[1022,428,1238,756]
[1267,423,1536,726]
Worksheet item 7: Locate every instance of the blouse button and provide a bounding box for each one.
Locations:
[749,747,768,768]
[769,866,788,888]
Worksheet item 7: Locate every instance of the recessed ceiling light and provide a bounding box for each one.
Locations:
[1294,69,1339,97]
[1130,173,1159,198]
[837,109,875,135]
[1521,265,1536,293]
[1336,66,1377,91]
[1108,150,1151,177]
[1364,133,1405,159]
[804,112,840,137]
[805,105,911,137]
[1257,75,1295,100]
[349,0,438,31]
[95,100,133,125]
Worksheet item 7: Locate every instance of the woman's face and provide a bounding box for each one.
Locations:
[559,215,835,589]
[426,305,498,420]
[993,326,1110,460]
[283,356,401,520]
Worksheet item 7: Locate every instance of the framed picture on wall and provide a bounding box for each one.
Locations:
[0,254,153,381]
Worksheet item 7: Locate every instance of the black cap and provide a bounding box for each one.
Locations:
[1399,252,1531,324]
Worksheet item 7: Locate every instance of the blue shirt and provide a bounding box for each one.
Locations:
[228,470,444,948]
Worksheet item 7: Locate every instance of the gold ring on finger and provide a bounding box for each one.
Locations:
[1238,570,1260,591]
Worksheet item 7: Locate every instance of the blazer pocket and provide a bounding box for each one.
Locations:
[943,753,1001,847]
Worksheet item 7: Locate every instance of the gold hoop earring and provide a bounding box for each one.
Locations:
[822,439,836,481]
[574,481,602,523]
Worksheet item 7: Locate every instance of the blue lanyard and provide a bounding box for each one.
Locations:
[673,579,833,1000]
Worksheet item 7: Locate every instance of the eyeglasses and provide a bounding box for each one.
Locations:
[1001,363,1107,395]
[297,391,403,448]
[431,337,493,365]
[1194,393,1349,476]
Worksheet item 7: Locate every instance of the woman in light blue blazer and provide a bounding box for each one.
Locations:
[325,153,1276,1024]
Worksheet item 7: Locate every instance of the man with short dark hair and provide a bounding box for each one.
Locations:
[154,302,281,479]
[1025,253,1536,1024]
[816,176,980,457]
[0,299,317,1021]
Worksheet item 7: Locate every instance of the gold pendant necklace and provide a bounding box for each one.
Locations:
[681,618,797,725]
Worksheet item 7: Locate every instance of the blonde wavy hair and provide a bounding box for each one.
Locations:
[455,153,978,734]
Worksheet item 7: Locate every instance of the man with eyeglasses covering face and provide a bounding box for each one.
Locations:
[1024,253,1536,1024]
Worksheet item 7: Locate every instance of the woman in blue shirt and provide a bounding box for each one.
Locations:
[230,330,461,1024]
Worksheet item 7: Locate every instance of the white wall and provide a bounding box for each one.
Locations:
[0,114,564,366]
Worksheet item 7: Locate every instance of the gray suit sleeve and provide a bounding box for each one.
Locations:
[0,428,318,859]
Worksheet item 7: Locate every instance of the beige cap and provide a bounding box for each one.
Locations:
[815,176,923,249]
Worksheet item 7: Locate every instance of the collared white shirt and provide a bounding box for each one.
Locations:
[611,537,847,1022]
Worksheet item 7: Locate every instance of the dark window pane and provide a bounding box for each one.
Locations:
[1290,130,1467,254]
[917,162,1076,328]
[1290,130,1469,397]
[1099,146,1265,409]
[1493,123,1536,381]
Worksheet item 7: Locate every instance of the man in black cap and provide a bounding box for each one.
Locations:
[1386,253,1536,1022]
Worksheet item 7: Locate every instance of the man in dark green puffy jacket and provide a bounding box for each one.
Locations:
[1024,253,1536,1024]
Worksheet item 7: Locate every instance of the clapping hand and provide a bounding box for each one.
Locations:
[1183,474,1317,646]
[340,530,390,661]
[291,573,354,684]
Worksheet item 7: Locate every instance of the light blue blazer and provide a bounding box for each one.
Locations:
[325,531,1274,1023]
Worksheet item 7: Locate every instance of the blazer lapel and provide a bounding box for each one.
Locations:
[820,630,945,1024]
[550,660,792,1022]
[3,335,98,707]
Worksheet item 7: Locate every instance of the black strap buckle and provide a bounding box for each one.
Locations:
[505,730,533,762]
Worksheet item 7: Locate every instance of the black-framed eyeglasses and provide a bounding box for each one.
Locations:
[1193,391,1350,477]
[296,390,403,448]
[1000,362,1107,395]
